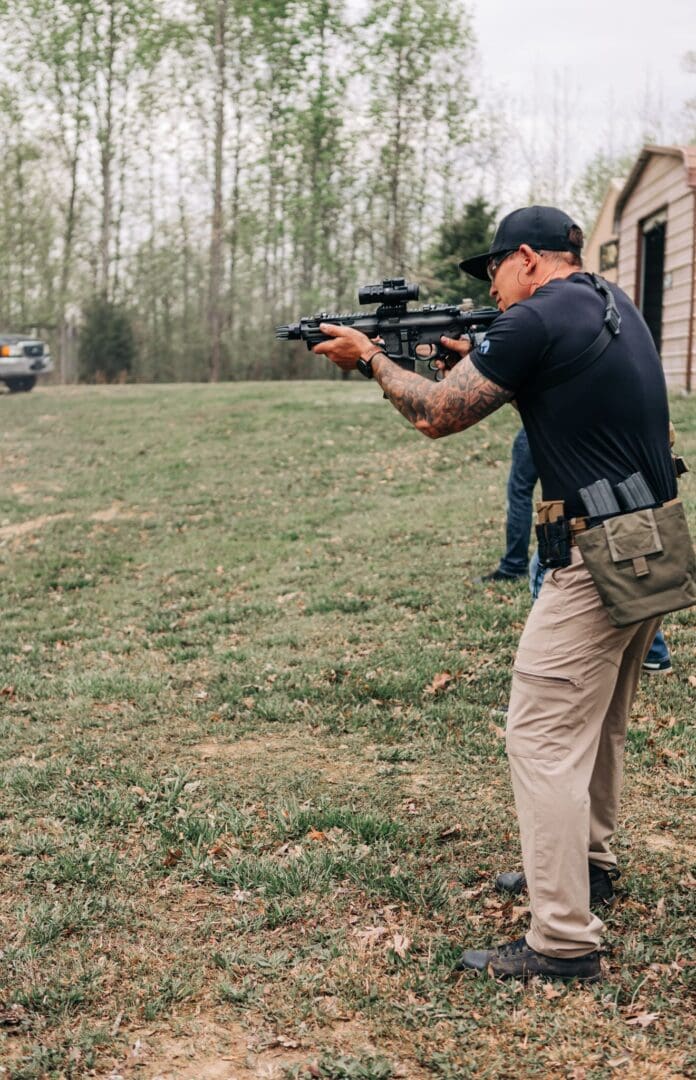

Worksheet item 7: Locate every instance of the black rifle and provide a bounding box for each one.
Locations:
[276,278,499,376]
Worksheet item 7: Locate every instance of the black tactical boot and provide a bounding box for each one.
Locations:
[495,862,620,908]
[476,568,527,583]
[454,935,601,982]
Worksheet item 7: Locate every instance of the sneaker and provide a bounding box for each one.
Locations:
[641,657,673,675]
[454,935,601,982]
[495,862,620,908]
[476,569,527,583]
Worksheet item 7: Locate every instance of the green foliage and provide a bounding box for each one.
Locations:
[0,0,694,389]
[0,91,58,329]
[424,195,497,307]
[359,0,477,271]
[78,295,136,382]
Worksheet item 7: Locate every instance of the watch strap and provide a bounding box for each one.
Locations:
[357,348,386,379]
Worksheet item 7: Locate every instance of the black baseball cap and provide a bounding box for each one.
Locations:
[459,205,583,281]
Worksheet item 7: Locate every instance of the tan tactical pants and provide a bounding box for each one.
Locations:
[506,547,661,957]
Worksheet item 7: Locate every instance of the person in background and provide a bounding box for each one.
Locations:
[480,427,537,582]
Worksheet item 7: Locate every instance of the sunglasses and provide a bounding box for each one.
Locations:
[486,250,517,281]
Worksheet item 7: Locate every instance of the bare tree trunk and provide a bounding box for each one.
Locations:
[227,72,243,370]
[387,45,406,272]
[111,106,130,301]
[56,11,87,383]
[61,317,79,384]
[99,0,116,298]
[208,0,226,383]
[15,149,27,326]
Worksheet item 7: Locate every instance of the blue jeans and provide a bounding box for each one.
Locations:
[529,548,545,601]
[643,628,670,665]
[498,427,538,576]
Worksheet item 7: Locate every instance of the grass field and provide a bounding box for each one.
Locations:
[0,382,694,1080]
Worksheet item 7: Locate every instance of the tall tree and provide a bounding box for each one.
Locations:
[359,0,477,273]
[186,0,255,381]
[83,0,167,300]
[2,0,171,375]
[208,0,227,382]
[424,196,497,307]
[0,88,57,331]
[291,0,352,307]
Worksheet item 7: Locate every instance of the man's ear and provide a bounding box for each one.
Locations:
[518,243,539,272]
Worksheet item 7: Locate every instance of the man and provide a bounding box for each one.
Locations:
[313,205,678,982]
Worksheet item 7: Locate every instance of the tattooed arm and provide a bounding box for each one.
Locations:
[313,324,513,438]
[371,344,513,438]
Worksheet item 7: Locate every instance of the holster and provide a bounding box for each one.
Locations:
[536,500,572,568]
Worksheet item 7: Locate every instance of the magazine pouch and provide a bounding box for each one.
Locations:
[575,501,696,626]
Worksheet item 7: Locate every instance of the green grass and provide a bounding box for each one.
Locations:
[0,382,694,1079]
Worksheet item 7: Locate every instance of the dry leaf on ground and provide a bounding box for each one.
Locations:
[354,926,387,950]
[391,932,411,959]
[626,1011,659,1028]
[424,671,456,695]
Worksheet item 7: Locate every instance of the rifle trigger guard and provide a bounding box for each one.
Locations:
[426,343,442,371]
[412,341,440,370]
[431,342,461,378]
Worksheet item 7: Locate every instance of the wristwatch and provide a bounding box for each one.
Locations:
[357,348,386,379]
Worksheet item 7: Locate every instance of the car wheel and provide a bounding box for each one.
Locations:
[5,377,36,393]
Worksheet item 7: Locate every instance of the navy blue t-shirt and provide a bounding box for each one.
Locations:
[470,273,676,518]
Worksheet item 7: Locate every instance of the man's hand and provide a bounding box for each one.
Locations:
[425,335,473,380]
[440,335,472,361]
[312,323,374,371]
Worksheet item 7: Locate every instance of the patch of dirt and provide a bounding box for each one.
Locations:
[91,502,152,522]
[122,1015,401,1080]
[195,737,288,762]
[644,832,678,852]
[0,504,154,541]
[0,512,73,539]
[2,754,46,769]
[192,735,380,785]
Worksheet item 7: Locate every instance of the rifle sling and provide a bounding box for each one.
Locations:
[532,274,621,393]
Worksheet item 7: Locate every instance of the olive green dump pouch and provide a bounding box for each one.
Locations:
[575,501,696,627]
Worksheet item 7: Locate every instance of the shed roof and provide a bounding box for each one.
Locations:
[614,144,696,222]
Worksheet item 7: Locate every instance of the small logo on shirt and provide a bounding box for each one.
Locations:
[479,338,490,355]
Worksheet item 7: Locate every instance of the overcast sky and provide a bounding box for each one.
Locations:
[472,0,694,146]
[346,0,694,214]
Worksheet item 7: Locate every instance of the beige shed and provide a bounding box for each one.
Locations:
[611,145,696,391]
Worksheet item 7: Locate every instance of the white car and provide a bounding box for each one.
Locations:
[0,334,53,392]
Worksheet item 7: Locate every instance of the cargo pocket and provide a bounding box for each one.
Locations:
[507,659,586,761]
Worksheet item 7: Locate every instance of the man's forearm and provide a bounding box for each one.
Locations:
[371,352,513,437]
[370,353,440,430]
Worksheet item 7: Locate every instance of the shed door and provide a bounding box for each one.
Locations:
[640,210,667,352]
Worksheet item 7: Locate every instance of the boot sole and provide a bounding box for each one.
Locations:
[495,881,617,909]
[486,963,602,983]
